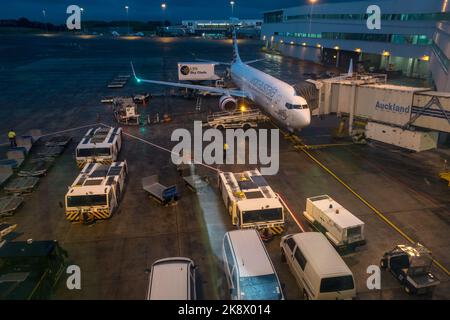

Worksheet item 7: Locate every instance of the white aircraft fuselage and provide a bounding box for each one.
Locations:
[131,29,311,131]
[231,60,311,131]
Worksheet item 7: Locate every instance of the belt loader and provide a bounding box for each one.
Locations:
[65,161,127,224]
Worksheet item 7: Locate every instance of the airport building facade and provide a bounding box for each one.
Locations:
[182,19,262,37]
[261,0,450,90]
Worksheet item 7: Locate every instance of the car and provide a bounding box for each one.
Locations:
[280,232,356,300]
[146,257,197,300]
[222,229,284,300]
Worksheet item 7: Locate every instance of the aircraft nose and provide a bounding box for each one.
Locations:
[292,109,311,129]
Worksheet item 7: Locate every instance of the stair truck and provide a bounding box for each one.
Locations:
[303,195,365,254]
[218,169,285,237]
[65,161,127,224]
[75,127,122,168]
[0,239,68,299]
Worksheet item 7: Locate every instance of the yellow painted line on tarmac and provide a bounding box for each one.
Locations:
[294,142,354,150]
[273,121,450,277]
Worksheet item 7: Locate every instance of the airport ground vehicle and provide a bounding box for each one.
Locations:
[380,243,440,295]
[303,195,365,253]
[133,93,150,103]
[280,232,356,300]
[146,257,196,300]
[0,239,68,299]
[222,229,284,300]
[218,169,285,233]
[65,161,128,223]
[141,175,179,205]
[113,98,141,125]
[75,127,122,168]
[204,109,268,130]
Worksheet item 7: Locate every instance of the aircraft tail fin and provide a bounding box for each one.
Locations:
[130,61,139,81]
[348,59,354,77]
[232,28,241,63]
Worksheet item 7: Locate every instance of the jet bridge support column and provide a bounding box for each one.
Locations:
[348,84,357,136]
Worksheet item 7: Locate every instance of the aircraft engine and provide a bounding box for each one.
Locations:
[219,95,237,112]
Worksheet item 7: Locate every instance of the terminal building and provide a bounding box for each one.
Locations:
[181,19,262,37]
[261,0,450,91]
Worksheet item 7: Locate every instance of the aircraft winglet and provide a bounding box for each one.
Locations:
[130,61,140,82]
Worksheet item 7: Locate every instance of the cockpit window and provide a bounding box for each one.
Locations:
[286,103,308,110]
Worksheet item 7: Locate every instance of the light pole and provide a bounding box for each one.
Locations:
[80,8,84,33]
[125,5,130,35]
[42,9,48,33]
[161,3,167,26]
[230,1,235,17]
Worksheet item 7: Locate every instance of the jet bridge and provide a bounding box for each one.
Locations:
[309,73,450,134]
[305,73,450,151]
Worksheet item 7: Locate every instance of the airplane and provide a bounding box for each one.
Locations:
[131,30,311,132]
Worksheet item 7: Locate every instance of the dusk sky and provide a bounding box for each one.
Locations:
[1,0,359,23]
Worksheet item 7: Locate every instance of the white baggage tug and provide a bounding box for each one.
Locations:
[75,127,122,168]
[65,161,127,224]
[218,169,285,236]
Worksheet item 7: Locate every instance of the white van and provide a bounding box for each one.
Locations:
[280,232,356,300]
[146,257,196,300]
[222,229,284,300]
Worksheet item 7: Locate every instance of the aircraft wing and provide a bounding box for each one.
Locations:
[243,58,266,65]
[195,58,231,66]
[131,62,249,98]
